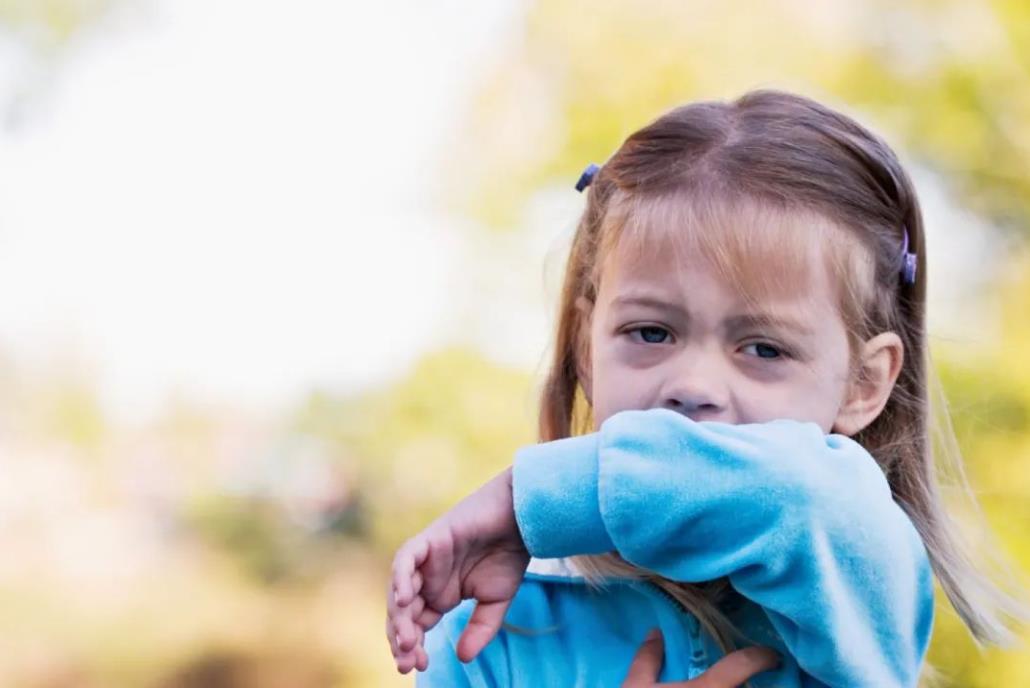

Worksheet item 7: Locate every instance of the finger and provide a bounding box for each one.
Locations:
[395,646,418,675]
[621,628,663,687]
[393,537,430,607]
[416,605,444,632]
[389,618,418,674]
[410,569,423,599]
[683,646,781,688]
[396,595,425,652]
[390,570,424,612]
[395,624,427,674]
[412,624,426,666]
[388,617,419,675]
[386,575,403,617]
[415,643,429,672]
[421,530,456,602]
[455,598,514,663]
[386,579,415,650]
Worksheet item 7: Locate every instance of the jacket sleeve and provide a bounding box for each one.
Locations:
[512,407,934,688]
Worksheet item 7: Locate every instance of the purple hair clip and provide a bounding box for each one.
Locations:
[575,163,600,192]
[900,228,917,285]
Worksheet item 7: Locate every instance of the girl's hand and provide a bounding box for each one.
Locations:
[622,629,780,687]
[387,467,530,673]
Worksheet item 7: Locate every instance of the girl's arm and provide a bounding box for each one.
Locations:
[513,407,934,687]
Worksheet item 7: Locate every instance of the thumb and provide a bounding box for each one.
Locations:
[455,598,515,663]
[622,628,664,687]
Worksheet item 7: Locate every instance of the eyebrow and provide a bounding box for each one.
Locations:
[724,313,815,337]
[610,295,815,336]
[610,294,688,316]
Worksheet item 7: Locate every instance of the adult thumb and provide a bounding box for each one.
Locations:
[622,628,664,687]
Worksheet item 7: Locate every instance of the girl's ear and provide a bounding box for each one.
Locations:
[574,295,594,403]
[833,332,905,436]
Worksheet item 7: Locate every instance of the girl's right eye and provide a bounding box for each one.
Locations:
[626,326,672,344]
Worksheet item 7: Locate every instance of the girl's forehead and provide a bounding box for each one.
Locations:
[599,191,860,306]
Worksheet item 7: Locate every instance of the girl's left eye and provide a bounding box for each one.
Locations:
[741,342,784,359]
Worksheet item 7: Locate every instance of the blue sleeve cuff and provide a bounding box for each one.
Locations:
[512,432,615,558]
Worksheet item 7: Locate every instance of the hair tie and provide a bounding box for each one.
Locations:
[575,163,600,192]
[900,228,917,285]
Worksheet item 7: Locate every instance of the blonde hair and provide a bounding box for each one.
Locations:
[537,90,1027,670]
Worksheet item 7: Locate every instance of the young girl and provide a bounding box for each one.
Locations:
[385,90,1024,686]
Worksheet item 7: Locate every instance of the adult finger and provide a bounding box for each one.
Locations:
[455,598,514,663]
[681,646,781,688]
[621,628,664,687]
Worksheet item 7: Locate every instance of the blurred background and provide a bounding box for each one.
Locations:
[0,0,1028,685]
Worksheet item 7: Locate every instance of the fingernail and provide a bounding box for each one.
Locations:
[645,628,661,641]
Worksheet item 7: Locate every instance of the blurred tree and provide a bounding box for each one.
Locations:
[294,347,537,555]
[186,495,303,585]
[440,0,1030,236]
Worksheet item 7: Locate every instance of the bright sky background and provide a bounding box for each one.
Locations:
[0,0,1004,425]
[0,0,539,423]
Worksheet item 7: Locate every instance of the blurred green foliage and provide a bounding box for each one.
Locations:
[442,0,1030,236]
[925,259,1030,686]
[291,348,536,553]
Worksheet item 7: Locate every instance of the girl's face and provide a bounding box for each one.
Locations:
[583,232,856,433]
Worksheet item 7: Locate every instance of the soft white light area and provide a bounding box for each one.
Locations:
[0,0,521,422]
[914,166,1008,351]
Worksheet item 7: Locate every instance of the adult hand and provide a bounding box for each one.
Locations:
[622,629,780,687]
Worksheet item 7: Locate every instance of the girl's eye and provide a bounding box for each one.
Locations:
[741,342,784,359]
[628,326,671,344]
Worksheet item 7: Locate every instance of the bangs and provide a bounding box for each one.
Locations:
[597,188,872,312]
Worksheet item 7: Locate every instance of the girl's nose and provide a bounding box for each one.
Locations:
[661,394,723,420]
[659,352,728,420]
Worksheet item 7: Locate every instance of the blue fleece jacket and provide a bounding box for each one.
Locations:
[417,408,934,687]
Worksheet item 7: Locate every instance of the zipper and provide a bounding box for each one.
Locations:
[640,579,710,674]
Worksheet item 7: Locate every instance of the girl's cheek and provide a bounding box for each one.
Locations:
[611,340,668,369]
[733,381,805,422]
